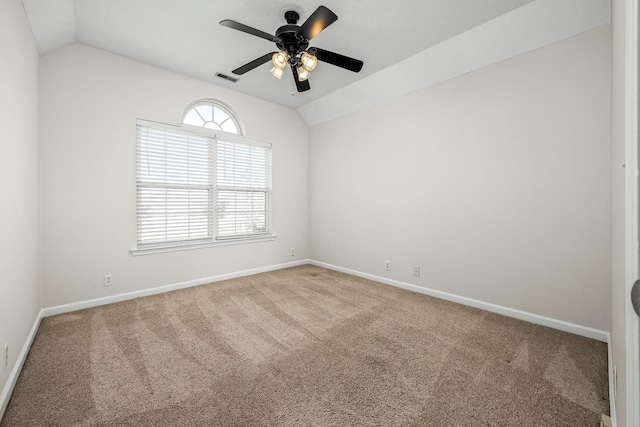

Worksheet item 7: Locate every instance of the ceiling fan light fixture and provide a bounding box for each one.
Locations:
[297,66,311,82]
[220,6,363,93]
[272,51,288,68]
[300,52,317,71]
[270,66,284,79]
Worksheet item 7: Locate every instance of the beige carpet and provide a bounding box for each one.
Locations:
[2,265,609,426]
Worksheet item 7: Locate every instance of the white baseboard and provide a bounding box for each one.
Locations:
[606,333,617,427]
[0,309,44,421]
[310,260,609,343]
[42,259,311,318]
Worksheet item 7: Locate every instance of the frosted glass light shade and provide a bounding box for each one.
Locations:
[297,67,310,81]
[300,52,317,71]
[270,66,284,79]
[272,52,288,68]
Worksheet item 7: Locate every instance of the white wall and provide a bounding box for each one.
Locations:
[40,44,309,307]
[309,26,611,332]
[0,0,41,406]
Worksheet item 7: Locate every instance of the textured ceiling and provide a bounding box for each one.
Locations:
[21,0,611,125]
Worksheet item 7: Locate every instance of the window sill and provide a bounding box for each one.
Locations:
[130,235,277,256]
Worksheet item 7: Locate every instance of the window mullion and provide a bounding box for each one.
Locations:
[214,138,218,240]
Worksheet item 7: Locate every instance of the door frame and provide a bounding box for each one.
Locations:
[625,0,639,425]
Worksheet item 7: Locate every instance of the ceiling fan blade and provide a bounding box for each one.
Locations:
[312,48,363,72]
[297,6,338,41]
[291,64,310,92]
[220,20,279,43]
[232,52,277,75]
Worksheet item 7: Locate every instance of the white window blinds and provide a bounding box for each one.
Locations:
[136,120,272,249]
[216,140,272,239]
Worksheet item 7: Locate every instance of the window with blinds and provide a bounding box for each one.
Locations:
[135,119,272,251]
[216,140,271,239]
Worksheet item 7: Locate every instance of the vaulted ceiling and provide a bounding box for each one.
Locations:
[22,0,610,126]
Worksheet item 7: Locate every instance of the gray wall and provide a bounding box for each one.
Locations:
[309,26,611,332]
[0,0,41,405]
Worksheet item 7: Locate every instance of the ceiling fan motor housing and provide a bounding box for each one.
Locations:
[275,17,309,65]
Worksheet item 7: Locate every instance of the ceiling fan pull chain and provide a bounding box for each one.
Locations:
[291,77,295,96]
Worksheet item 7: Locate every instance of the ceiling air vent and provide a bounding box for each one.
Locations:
[215,72,239,83]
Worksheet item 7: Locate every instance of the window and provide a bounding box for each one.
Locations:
[133,102,272,255]
[182,101,241,134]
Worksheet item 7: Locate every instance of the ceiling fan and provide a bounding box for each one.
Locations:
[220,5,364,92]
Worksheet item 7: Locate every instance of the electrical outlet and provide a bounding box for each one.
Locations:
[3,343,8,369]
[413,267,420,277]
[385,260,391,271]
[104,274,113,287]
[290,248,295,256]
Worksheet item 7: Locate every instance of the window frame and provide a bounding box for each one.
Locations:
[131,119,275,256]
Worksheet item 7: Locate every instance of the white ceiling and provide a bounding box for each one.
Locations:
[21,0,610,125]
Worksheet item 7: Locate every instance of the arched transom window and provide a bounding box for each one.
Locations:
[182,101,241,135]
